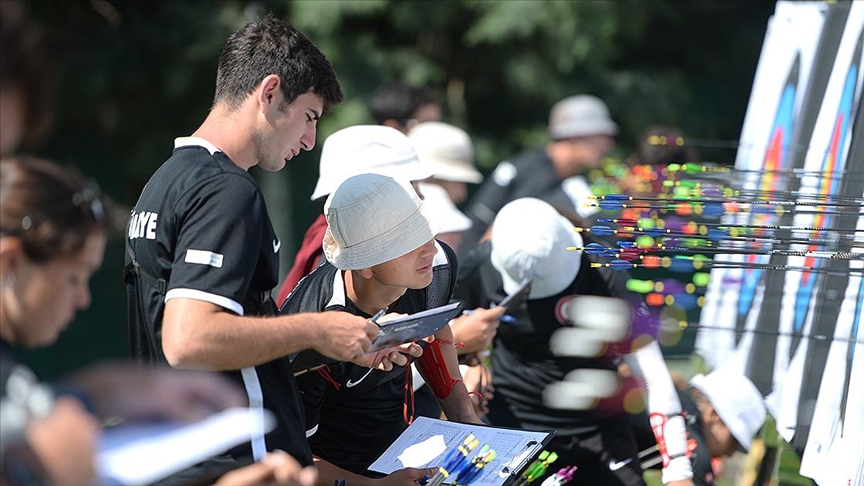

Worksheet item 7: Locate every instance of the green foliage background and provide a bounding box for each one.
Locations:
[16,0,775,379]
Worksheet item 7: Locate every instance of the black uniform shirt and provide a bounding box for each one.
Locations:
[125,137,311,467]
[461,147,586,255]
[281,242,455,475]
[454,241,632,435]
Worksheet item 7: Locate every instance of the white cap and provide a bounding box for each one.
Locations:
[548,95,619,140]
[322,173,439,270]
[490,198,583,299]
[690,370,766,452]
[408,122,483,184]
[310,125,435,201]
[419,183,472,234]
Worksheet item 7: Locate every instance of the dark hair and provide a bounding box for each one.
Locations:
[635,125,699,166]
[369,82,438,126]
[0,157,106,263]
[0,0,52,149]
[213,15,343,113]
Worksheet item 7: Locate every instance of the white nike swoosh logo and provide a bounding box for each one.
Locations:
[345,367,375,388]
[273,239,281,253]
[608,458,633,471]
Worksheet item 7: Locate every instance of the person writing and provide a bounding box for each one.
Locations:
[282,173,483,485]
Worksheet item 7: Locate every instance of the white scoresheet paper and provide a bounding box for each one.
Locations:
[368,417,552,486]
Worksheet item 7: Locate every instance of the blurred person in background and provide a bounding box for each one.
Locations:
[630,366,767,486]
[369,81,441,134]
[408,121,484,205]
[454,198,647,486]
[1,157,296,486]
[460,95,618,255]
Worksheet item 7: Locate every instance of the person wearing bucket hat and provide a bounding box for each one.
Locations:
[453,197,649,486]
[275,125,435,305]
[633,369,766,486]
[408,121,484,205]
[281,173,483,483]
[460,95,617,257]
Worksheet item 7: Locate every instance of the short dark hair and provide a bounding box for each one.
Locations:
[0,156,107,263]
[0,0,52,149]
[213,15,343,112]
[369,82,438,125]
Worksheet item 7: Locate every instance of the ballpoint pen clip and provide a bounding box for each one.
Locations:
[369,308,387,326]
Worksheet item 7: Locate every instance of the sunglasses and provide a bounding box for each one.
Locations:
[18,181,105,233]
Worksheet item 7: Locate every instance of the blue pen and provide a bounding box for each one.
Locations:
[453,445,490,484]
[462,309,516,323]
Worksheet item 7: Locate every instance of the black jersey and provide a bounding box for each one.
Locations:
[280,241,456,475]
[454,240,632,435]
[461,147,591,256]
[124,138,312,469]
[679,392,716,486]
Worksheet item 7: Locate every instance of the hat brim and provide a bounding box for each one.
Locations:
[690,373,755,452]
[550,120,620,140]
[310,162,436,201]
[323,203,441,270]
[427,159,484,184]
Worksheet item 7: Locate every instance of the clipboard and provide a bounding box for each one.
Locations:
[497,278,532,316]
[367,416,554,486]
[369,302,462,352]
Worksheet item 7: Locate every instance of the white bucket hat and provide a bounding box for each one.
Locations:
[419,183,472,234]
[408,122,483,184]
[690,370,766,452]
[323,173,439,270]
[548,95,619,140]
[490,198,583,300]
[309,125,436,201]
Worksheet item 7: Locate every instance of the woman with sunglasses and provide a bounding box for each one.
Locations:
[0,157,320,486]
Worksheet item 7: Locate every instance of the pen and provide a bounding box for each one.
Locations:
[457,449,497,486]
[462,309,516,323]
[453,445,490,484]
[369,308,387,326]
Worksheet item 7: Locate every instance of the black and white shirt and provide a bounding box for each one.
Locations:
[280,241,456,475]
[125,137,311,469]
[454,240,631,435]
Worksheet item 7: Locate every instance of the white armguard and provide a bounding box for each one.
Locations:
[626,340,693,483]
[653,412,693,483]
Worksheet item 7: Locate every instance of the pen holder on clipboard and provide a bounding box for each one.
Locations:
[497,441,541,485]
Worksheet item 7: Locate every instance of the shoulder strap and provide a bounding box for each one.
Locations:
[124,240,167,294]
[426,240,458,309]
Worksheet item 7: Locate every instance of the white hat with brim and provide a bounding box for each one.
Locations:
[310,125,436,201]
[323,173,440,270]
[408,122,484,184]
[690,370,766,452]
[490,198,583,300]
[419,183,472,234]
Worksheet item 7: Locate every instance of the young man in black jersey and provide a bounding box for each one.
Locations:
[281,173,483,485]
[455,197,647,486]
[125,15,381,483]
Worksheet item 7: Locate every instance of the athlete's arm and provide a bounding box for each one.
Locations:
[423,325,484,425]
[626,340,693,484]
[162,298,377,370]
